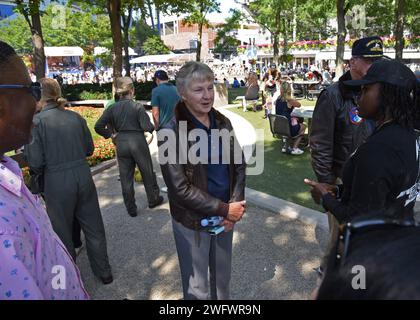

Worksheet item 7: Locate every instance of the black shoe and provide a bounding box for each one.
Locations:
[128,210,138,217]
[149,196,164,209]
[100,275,114,285]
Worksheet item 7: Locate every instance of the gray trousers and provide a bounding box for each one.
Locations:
[44,164,112,278]
[115,132,160,214]
[172,218,233,300]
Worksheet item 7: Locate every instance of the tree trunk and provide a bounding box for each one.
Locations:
[16,0,45,80]
[31,9,46,80]
[196,22,203,62]
[336,0,346,78]
[292,0,297,42]
[122,7,133,77]
[108,0,123,83]
[273,32,280,66]
[146,0,155,30]
[282,18,289,66]
[394,0,405,62]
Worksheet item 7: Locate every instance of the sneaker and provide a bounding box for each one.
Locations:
[291,148,304,155]
[149,196,164,209]
[282,147,292,154]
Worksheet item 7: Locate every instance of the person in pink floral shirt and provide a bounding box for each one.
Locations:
[0,41,89,300]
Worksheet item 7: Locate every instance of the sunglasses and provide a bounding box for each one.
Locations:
[0,82,42,102]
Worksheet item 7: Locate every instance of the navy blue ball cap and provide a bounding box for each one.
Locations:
[344,59,417,90]
[352,36,383,58]
[154,70,169,81]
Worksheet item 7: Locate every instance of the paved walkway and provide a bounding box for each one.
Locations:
[77,164,328,300]
[76,107,330,299]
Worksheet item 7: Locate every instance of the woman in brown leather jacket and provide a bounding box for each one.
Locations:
[158,61,246,300]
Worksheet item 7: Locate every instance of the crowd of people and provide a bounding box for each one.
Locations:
[1,33,420,301]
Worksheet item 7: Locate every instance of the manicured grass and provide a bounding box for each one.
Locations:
[85,115,102,142]
[229,107,322,211]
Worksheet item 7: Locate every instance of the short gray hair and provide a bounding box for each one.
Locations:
[176,61,214,95]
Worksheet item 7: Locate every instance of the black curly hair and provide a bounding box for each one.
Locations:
[0,41,16,70]
[379,81,420,130]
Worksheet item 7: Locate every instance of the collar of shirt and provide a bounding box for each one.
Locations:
[42,103,58,112]
[188,109,217,132]
[0,156,23,197]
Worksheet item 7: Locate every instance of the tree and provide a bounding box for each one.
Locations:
[107,0,123,81]
[295,0,335,40]
[0,4,112,69]
[394,0,405,61]
[213,9,242,59]
[14,0,46,79]
[142,35,170,55]
[336,0,347,78]
[131,19,159,54]
[248,0,295,65]
[0,14,32,53]
[183,0,220,62]
[121,1,135,76]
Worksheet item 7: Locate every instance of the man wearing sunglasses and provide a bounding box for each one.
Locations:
[0,41,89,299]
[309,36,384,276]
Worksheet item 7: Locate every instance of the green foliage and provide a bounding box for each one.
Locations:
[0,4,112,54]
[295,0,335,40]
[213,9,242,57]
[142,35,171,55]
[183,0,220,28]
[132,20,160,54]
[0,15,32,53]
[62,81,163,101]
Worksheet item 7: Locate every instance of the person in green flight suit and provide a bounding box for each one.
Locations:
[24,78,113,284]
[95,77,164,217]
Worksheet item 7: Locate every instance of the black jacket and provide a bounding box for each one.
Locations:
[158,102,246,230]
[310,72,373,184]
[322,122,418,224]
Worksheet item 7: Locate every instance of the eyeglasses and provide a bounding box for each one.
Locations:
[334,217,418,268]
[0,82,42,102]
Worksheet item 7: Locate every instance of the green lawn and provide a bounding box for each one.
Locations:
[229,107,322,211]
[85,116,102,142]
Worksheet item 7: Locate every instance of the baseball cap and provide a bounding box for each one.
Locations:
[352,36,383,58]
[154,70,169,81]
[344,59,417,90]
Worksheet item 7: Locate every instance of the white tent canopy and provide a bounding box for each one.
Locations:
[130,53,177,64]
[44,46,84,57]
[94,46,137,56]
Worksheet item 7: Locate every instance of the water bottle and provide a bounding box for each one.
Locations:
[201,216,223,227]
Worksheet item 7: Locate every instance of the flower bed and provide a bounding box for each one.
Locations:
[87,138,116,167]
[68,106,103,120]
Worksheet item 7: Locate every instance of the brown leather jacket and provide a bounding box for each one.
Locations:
[310,71,374,184]
[158,102,246,230]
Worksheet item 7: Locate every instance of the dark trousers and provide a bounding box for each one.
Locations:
[115,132,160,214]
[44,164,112,278]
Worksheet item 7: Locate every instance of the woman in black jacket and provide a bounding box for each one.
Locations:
[305,59,420,225]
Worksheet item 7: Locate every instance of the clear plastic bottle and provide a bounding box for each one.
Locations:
[201,216,223,227]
